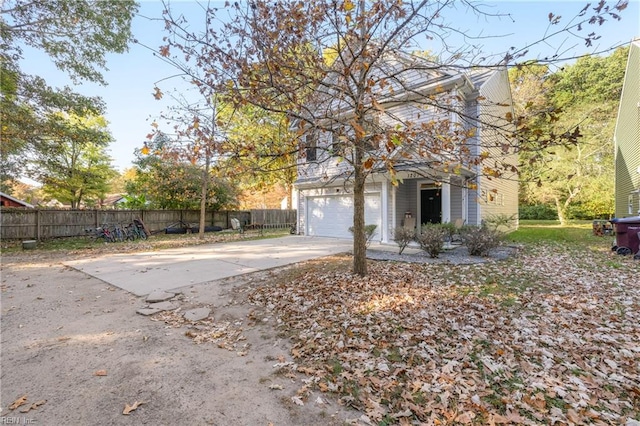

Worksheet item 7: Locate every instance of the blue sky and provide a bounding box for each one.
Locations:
[18,0,640,173]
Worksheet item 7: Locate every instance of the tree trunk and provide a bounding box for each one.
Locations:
[198,147,211,240]
[352,165,367,276]
[286,183,293,210]
[555,198,566,225]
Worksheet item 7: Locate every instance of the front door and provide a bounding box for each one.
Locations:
[420,188,441,224]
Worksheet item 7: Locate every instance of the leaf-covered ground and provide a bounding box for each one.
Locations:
[249,243,640,425]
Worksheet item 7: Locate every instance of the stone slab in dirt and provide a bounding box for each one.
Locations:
[146,290,176,303]
[1,255,360,425]
[184,307,211,322]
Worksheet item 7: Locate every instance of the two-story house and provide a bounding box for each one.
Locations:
[614,39,640,218]
[294,52,518,243]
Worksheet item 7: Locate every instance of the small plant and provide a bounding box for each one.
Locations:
[483,213,517,232]
[393,226,415,254]
[461,225,502,256]
[348,224,378,248]
[416,223,446,258]
[439,221,458,244]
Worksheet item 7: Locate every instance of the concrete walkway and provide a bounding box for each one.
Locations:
[64,236,353,296]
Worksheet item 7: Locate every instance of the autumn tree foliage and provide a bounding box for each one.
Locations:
[218,105,298,209]
[127,131,238,211]
[27,113,117,209]
[160,0,628,275]
[0,0,137,191]
[512,47,629,222]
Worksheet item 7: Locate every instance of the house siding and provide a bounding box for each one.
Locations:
[395,180,418,226]
[476,68,519,230]
[450,178,464,222]
[614,41,640,218]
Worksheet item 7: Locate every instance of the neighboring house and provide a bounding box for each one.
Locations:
[100,194,126,209]
[0,192,35,208]
[613,39,640,218]
[294,53,518,243]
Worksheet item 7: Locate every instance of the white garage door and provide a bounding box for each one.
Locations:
[306,193,381,240]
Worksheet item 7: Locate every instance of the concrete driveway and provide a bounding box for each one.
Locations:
[64,236,353,296]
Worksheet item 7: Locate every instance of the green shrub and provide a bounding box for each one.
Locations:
[416,223,446,258]
[393,226,415,255]
[461,225,502,256]
[348,224,378,248]
[483,213,518,232]
[438,221,458,242]
[519,204,558,220]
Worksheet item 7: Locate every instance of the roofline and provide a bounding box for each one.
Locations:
[0,192,35,208]
[613,40,639,147]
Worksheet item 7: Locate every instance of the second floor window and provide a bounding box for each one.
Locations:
[363,114,381,151]
[330,132,345,157]
[305,131,317,162]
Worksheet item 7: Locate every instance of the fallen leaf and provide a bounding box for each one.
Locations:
[566,409,581,423]
[123,401,145,415]
[94,370,108,376]
[9,395,27,410]
[291,396,304,406]
[269,384,284,390]
[19,400,46,413]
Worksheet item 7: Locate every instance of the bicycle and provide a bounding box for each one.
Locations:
[125,220,147,240]
[86,226,115,243]
[111,224,125,242]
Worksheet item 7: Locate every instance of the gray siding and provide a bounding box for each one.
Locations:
[476,68,519,230]
[614,41,640,217]
[395,180,417,227]
[450,183,463,221]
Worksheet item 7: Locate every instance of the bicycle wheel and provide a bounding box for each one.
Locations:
[114,226,124,242]
[125,226,137,241]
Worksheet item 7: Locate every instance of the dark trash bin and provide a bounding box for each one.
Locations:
[610,216,640,258]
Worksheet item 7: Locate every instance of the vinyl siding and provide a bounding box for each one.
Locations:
[614,41,640,218]
[476,68,519,230]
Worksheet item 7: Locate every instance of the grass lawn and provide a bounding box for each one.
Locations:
[508,219,610,245]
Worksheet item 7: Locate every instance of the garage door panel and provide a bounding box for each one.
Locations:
[307,193,381,240]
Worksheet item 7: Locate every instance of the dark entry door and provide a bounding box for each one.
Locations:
[420,188,441,224]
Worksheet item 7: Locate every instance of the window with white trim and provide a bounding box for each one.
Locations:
[305,131,317,162]
[330,131,345,157]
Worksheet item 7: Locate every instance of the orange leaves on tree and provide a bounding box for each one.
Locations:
[363,157,374,170]
[153,87,163,100]
[350,120,366,139]
[371,98,385,112]
[159,45,170,57]
[505,111,513,122]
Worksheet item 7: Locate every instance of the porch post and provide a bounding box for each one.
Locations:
[381,180,389,243]
[391,184,396,239]
[442,178,451,223]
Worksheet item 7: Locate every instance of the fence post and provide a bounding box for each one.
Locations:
[36,209,41,241]
[94,209,99,228]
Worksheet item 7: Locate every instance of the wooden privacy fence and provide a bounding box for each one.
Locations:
[0,209,297,240]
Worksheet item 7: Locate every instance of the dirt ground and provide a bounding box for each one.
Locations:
[0,251,361,425]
